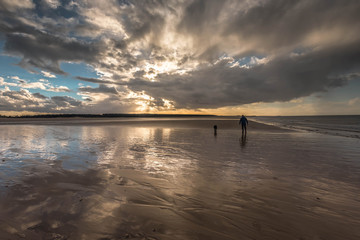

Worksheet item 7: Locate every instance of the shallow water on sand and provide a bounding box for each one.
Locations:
[0,122,360,239]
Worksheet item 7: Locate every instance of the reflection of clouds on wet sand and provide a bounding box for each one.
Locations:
[0,126,56,160]
[74,126,199,180]
[0,123,360,239]
[126,128,198,179]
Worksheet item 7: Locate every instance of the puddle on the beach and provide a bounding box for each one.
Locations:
[0,124,360,239]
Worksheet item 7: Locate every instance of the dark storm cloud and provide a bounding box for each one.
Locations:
[32,0,78,18]
[127,41,360,109]
[0,0,104,74]
[76,76,131,90]
[76,77,115,85]
[51,96,82,107]
[79,84,119,95]
[4,31,103,74]
[32,92,48,99]
[120,0,177,41]
[177,0,360,54]
[223,0,360,52]
[177,0,227,35]
[123,8,165,42]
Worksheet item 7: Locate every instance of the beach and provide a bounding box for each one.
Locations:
[0,118,360,239]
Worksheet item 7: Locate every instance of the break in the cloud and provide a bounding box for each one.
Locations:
[0,0,359,114]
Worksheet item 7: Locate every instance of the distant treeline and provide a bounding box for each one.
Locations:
[0,113,216,118]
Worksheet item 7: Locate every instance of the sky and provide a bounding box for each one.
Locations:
[0,0,360,116]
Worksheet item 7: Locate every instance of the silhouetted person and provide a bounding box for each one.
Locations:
[239,115,248,135]
[213,125,217,136]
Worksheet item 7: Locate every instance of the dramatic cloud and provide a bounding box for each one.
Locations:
[0,0,34,12]
[127,41,360,108]
[76,76,118,85]
[3,31,104,74]
[0,87,81,113]
[1,0,360,114]
[48,86,71,92]
[1,76,71,93]
[79,84,119,95]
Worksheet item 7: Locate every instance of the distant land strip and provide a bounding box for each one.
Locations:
[0,113,219,118]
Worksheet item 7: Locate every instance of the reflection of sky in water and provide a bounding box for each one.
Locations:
[0,125,202,186]
[1,125,359,185]
[0,124,273,190]
[1,127,357,172]
[1,123,360,239]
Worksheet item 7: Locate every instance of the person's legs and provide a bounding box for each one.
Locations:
[242,124,247,134]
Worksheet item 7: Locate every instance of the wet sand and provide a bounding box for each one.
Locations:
[0,118,359,239]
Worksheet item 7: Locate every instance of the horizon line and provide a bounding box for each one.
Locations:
[1,113,359,118]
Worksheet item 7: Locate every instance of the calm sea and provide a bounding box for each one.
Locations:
[251,115,360,139]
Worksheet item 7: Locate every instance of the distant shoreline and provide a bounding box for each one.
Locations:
[1,114,358,119]
[0,113,221,119]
